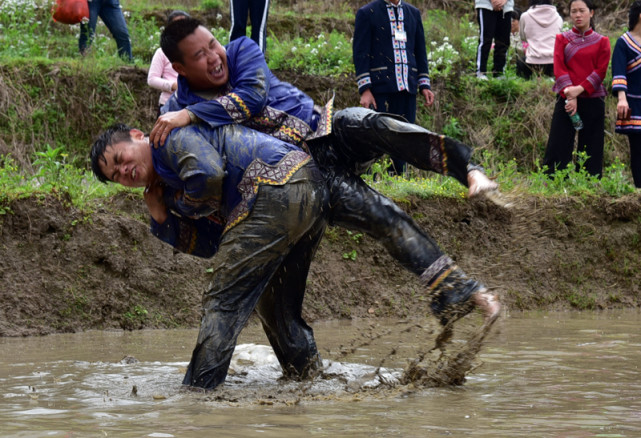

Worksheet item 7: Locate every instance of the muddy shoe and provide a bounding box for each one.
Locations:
[467,169,499,199]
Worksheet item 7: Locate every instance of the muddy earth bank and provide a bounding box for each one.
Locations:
[1,191,640,337]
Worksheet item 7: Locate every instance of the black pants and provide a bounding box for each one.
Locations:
[183,163,328,389]
[517,61,553,80]
[373,91,418,175]
[229,0,270,52]
[626,133,641,187]
[330,107,474,187]
[308,109,482,324]
[476,8,511,75]
[543,96,605,177]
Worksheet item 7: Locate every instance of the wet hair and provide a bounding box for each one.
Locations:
[161,16,202,64]
[528,0,552,7]
[90,123,134,183]
[568,0,596,30]
[630,1,641,30]
[166,10,190,26]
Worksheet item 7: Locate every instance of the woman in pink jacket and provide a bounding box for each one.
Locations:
[147,11,190,115]
[519,0,563,79]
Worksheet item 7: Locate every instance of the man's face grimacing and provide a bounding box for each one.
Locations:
[173,25,228,91]
[99,129,154,188]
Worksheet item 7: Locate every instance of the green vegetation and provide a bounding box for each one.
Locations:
[267,31,353,75]
[0,0,638,216]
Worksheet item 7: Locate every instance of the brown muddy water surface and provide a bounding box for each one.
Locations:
[1,311,640,437]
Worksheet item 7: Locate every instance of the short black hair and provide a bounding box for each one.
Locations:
[90,123,134,183]
[161,16,202,64]
[167,9,190,26]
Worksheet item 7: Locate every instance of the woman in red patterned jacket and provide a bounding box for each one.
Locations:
[542,0,610,178]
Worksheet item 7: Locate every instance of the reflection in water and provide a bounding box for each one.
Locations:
[1,311,640,437]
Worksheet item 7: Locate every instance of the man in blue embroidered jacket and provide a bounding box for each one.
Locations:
[147,18,500,341]
[353,0,434,174]
[152,18,495,196]
[91,122,329,389]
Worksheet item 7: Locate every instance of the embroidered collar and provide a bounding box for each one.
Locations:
[625,31,641,46]
[571,27,594,38]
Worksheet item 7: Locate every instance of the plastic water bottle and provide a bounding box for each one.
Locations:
[566,99,583,131]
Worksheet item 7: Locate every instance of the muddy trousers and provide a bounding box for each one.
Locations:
[183,164,329,389]
[330,107,477,185]
[323,167,482,326]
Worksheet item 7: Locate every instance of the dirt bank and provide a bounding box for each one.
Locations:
[1,191,639,337]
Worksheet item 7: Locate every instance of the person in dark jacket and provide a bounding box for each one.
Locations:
[353,0,434,175]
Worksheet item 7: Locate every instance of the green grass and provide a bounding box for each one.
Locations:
[0,0,638,206]
[0,147,138,213]
[267,30,353,75]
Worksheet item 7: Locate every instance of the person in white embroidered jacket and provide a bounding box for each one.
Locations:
[519,0,563,79]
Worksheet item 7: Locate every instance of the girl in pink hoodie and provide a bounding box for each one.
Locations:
[519,0,563,78]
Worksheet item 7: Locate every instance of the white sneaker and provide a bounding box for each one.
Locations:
[476,72,488,80]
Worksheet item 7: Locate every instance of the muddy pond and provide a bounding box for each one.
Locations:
[1,311,640,437]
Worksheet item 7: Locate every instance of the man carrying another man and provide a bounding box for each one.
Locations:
[151,18,498,200]
[89,18,501,390]
[90,119,499,390]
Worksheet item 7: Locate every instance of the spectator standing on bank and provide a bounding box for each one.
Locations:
[510,7,529,78]
[147,10,190,116]
[475,0,515,79]
[353,0,435,176]
[519,0,563,79]
[79,0,133,61]
[229,0,270,53]
[611,0,641,188]
[542,0,610,178]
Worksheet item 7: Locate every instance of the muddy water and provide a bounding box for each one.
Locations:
[1,311,640,438]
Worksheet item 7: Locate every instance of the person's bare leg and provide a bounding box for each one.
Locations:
[467,169,498,198]
[471,288,501,324]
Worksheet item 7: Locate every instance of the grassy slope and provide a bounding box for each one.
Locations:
[0,0,635,177]
[0,1,640,335]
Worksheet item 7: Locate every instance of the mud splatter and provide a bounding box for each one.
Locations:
[192,314,500,406]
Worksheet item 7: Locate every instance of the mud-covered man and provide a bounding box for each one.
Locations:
[151,17,501,361]
[151,18,498,198]
[91,119,500,391]
[91,122,329,389]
